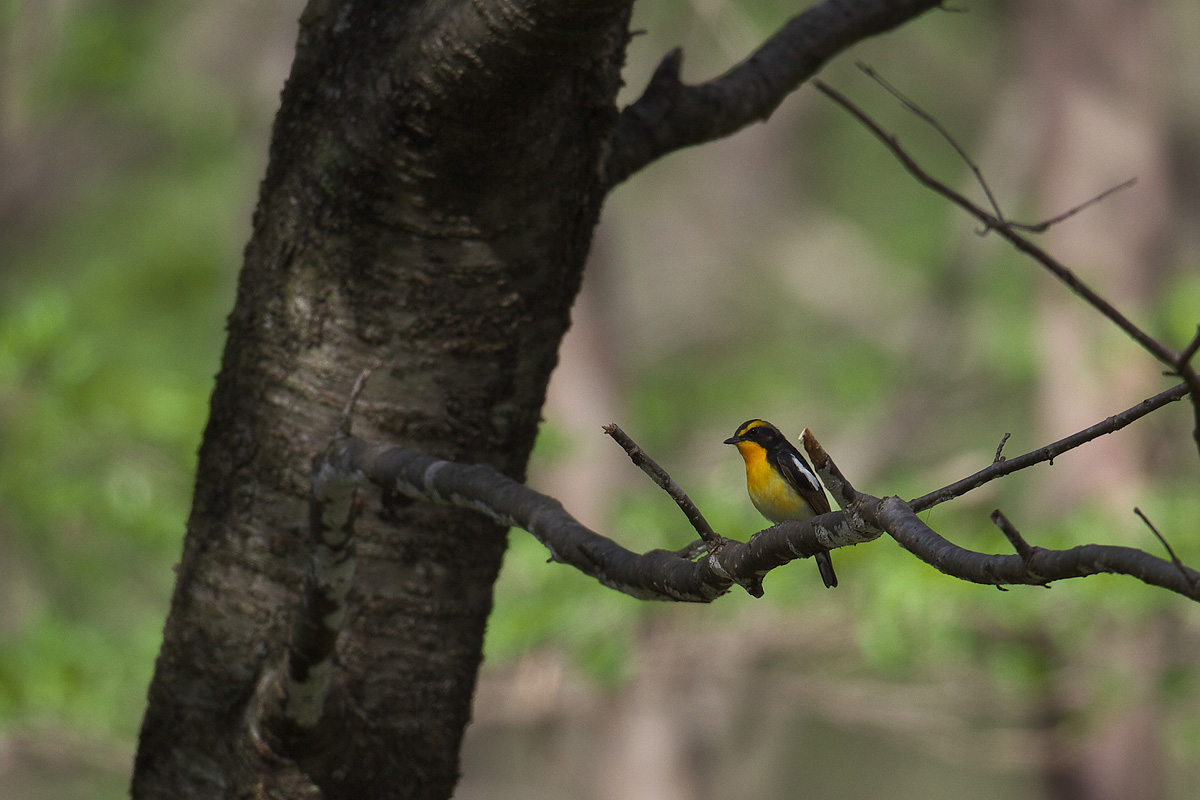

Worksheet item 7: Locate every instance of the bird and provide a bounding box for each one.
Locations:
[724,419,838,588]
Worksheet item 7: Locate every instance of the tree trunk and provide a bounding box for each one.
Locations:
[128,0,952,793]
[132,2,631,797]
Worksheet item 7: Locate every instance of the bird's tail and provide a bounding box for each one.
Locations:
[816,550,838,588]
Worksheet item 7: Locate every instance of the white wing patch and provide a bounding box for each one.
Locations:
[788,453,821,493]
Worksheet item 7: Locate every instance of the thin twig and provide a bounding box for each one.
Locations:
[603,424,725,553]
[858,64,1136,234]
[813,79,1189,408]
[1134,507,1193,587]
[910,382,1190,511]
[821,75,1200,455]
[993,433,1011,463]
[990,509,1035,562]
[858,63,1005,222]
[1013,178,1138,233]
[800,427,861,510]
[1174,331,1200,454]
[1179,326,1200,367]
[1180,366,1200,455]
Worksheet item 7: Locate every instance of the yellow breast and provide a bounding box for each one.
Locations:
[735,441,813,524]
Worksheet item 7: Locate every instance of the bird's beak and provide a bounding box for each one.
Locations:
[723,436,740,445]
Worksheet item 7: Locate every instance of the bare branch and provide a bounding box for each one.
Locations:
[813,79,1180,369]
[1134,507,1193,588]
[815,77,1200,454]
[910,382,1190,511]
[330,432,1200,603]
[990,509,1036,563]
[300,421,1200,609]
[858,62,1006,222]
[1180,325,1200,367]
[874,497,1200,599]
[329,436,733,602]
[603,0,943,188]
[859,62,1137,234]
[1012,178,1138,233]
[993,432,1011,464]
[294,355,1200,629]
[603,423,724,553]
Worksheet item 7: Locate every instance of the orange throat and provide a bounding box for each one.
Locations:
[735,441,813,524]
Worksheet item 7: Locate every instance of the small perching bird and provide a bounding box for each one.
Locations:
[724,419,838,588]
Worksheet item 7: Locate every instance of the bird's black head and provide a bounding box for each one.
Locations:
[724,419,785,447]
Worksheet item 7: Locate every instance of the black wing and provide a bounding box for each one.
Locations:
[776,444,831,515]
[779,443,837,587]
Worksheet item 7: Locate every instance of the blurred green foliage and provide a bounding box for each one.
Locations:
[2,0,1199,796]
[494,1,1200,783]
[0,0,266,753]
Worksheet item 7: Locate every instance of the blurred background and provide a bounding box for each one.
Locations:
[2,1,1200,798]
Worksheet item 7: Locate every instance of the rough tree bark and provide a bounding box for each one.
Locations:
[133,2,633,796]
[131,1,942,797]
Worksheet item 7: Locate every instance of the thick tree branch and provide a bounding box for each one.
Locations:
[288,366,1196,692]
[304,426,1200,605]
[295,381,1198,639]
[300,423,883,604]
[325,436,734,602]
[872,497,1200,599]
[603,0,943,188]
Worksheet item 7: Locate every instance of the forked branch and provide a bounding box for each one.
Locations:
[910,382,1190,511]
[269,365,1200,740]
[874,497,1200,596]
[812,77,1200,453]
[603,0,943,188]
[303,417,1200,606]
[291,374,1199,617]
